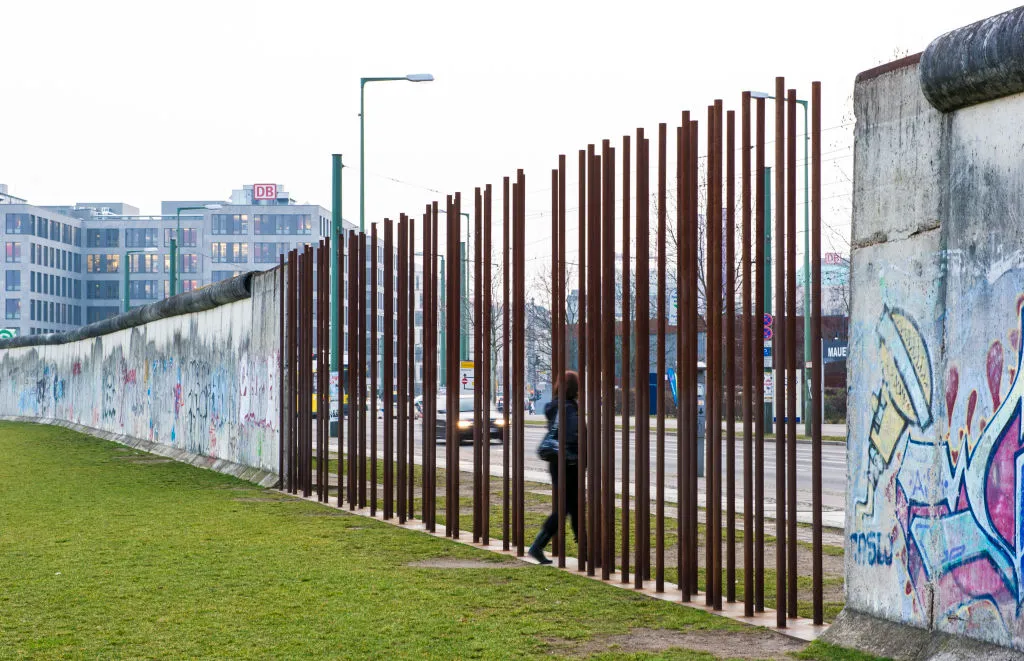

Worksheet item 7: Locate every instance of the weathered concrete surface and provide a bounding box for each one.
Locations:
[921,6,1024,113]
[0,270,281,483]
[847,19,1024,654]
[852,62,945,249]
[823,609,1024,660]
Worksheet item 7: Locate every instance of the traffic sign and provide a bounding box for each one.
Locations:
[763,313,774,341]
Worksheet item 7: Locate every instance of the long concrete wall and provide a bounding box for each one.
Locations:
[847,10,1024,651]
[0,270,281,485]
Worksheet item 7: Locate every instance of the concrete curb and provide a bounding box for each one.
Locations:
[0,416,279,488]
[822,608,1024,660]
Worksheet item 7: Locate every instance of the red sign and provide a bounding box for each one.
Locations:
[825,252,843,265]
[253,183,277,200]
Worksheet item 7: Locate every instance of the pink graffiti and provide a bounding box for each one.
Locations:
[946,367,959,427]
[71,362,82,376]
[985,410,1022,546]
[986,342,1004,408]
[173,384,183,415]
[122,368,137,385]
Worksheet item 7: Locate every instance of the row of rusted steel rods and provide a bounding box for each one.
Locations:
[271,79,825,628]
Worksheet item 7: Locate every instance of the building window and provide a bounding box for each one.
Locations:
[74,280,81,299]
[128,253,161,273]
[87,306,119,324]
[125,228,159,248]
[211,270,241,282]
[164,228,198,247]
[86,281,119,299]
[254,242,288,264]
[87,254,120,273]
[73,227,82,247]
[128,279,161,300]
[253,214,311,235]
[35,217,48,238]
[49,222,60,241]
[5,270,20,292]
[211,214,249,235]
[5,299,21,320]
[163,280,199,297]
[62,223,73,245]
[86,229,119,248]
[211,242,248,263]
[5,242,21,262]
[4,213,30,234]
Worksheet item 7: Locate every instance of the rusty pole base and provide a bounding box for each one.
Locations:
[278,487,830,644]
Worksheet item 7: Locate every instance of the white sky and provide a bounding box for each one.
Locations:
[1,0,1017,278]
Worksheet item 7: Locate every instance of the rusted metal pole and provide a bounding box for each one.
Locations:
[288,249,297,494]
[403,217,411,523]
[754,97,767,612]
[305,246,312,497]
[634,129,649,590]
[811,80,824,626]
[726,110,737,602]
[782,87,798,622]
[348,232,358,510]
[359,232,368,509]
[556,160,567,566]
[279,255,285,490]
[421,208,432,529]
[384,220,394,520]
[577,149,588,574]
[602,141,616,582]
[319,239,328,503]
[586,145,598,576]
[677,117,690,602]
[774,76,788,628]
[336,234,345,506]
[397,217,408,523]
[453,193,464,539]
[655,124,667,593]
[483,185,493,546]
[445,198,455,536]
[688,120,699,597]
[474,188,483,543]
[551,168,562,562]
[705,109,715,606]
[371,225,379,516]
[620,136,631,586]
[514,173,526,556]
[502,180,511,550]
[742,92,754,618]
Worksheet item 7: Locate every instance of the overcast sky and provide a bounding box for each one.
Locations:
[1,0,1017,274]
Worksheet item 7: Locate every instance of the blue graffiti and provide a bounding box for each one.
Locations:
[850,532,894,566]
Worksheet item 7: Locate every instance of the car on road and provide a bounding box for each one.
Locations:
[435,395,504,443]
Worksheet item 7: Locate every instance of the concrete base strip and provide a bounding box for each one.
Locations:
[280,488,830,644]
[0,416,279,488]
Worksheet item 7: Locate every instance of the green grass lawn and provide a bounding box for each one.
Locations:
[0,422,875,660]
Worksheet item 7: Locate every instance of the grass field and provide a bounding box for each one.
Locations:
[0,422,879,660]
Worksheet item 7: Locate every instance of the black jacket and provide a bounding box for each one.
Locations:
[544,398,579,460]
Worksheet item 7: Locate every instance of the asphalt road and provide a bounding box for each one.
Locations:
[331,420,848,525]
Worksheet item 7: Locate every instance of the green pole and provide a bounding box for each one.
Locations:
[123,250,130,313]
[331,154,343,371]
[440,255,447,388]
[800,101,812,435]
[763,166,773,431]
[359,82,366,234]
[171,209,181,297]
[460,241,468,361]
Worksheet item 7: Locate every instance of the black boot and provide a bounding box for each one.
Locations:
[528,530,553,564]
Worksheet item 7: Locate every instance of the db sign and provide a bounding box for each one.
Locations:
[254,183,277,200]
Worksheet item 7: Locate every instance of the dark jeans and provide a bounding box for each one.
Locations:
[539,461,579,545]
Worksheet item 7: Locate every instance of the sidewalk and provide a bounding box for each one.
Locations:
[523,414,847,441]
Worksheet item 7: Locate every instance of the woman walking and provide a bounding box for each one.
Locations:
[528,371,579,564]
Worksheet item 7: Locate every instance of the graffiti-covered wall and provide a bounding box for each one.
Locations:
[848,12,1024,650]
[0,270,281,479]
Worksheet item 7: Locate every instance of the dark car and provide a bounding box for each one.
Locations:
[435,395,504,444]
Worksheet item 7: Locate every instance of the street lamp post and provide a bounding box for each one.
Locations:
[123,248,159,313]
[359,73,434,233]
[172,204,222,297]
[750,91,810,432]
